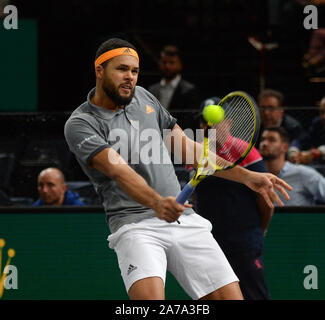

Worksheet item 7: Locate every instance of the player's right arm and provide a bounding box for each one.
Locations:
[90,147,185,223]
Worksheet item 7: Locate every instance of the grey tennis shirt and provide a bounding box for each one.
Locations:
[64,86,192,233]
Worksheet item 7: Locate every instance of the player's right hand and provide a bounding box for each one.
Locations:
[153,197,191,223]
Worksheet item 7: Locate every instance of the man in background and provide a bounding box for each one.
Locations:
[148,45,200,111]
[33,167,85,206]
[260,127,325,206]
[257,89,306,150]
[288,96,325,164]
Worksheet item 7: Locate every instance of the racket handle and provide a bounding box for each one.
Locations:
[176,182,195,205]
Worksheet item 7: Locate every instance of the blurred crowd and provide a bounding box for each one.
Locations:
[0,43,324,208]
[0,0,325,208]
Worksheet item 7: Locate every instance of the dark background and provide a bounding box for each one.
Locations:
[10,0,325,110]
[1,0,325,201]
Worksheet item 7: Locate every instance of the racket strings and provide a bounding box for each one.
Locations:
[208,95,256,167]
[227,96,254,140]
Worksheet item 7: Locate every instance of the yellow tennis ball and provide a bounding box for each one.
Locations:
[0,238,5,248]
[202,104,225,125]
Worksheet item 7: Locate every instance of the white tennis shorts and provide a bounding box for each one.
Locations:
[107,213,238,300]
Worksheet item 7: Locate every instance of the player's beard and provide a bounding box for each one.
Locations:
[102,77,135,106]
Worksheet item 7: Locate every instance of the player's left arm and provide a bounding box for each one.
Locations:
[168,124,292,208]
[246,156,274,234]
[256,194,274,236]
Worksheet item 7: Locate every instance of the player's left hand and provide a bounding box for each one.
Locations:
[245,172,292,208]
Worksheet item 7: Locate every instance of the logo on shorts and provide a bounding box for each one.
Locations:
[127,264,137,275]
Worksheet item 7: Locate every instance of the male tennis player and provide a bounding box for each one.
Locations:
[64,38,292,300]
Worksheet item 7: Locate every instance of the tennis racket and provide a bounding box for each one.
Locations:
[176,91,260,205]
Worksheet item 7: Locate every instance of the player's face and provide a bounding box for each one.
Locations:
[37,172,66,205]
[102,55,139,106]
[259,96,284,128]
[159,54,182,80]
[259,130,285,160]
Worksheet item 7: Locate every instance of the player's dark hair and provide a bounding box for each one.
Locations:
[258,89,284,106]
[264,126,290,143]
[95,38,137,68]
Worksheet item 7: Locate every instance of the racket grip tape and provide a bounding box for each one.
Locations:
[176,182,195,205]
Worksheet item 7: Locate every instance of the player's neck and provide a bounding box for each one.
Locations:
[264,157,285,176]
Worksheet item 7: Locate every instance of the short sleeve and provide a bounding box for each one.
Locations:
[64,116,110,167]
[149,91,177,131]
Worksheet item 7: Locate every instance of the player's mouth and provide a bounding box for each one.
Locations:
[120,83,133,94]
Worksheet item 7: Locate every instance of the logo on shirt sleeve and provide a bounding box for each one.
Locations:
[146,105,155,114]
[77,134,97,149]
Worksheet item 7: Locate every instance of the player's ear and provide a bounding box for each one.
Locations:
[95,65,104,80]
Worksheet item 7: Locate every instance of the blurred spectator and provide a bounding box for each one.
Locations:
[188,97,272,300]
[33,167,85,206]
[260,127,325,205]
[289,96,325,164]
[257,89,306,149]
[303,28,325,79]
[148,45,200,111]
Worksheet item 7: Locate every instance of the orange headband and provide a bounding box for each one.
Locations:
[94,47,139,68]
